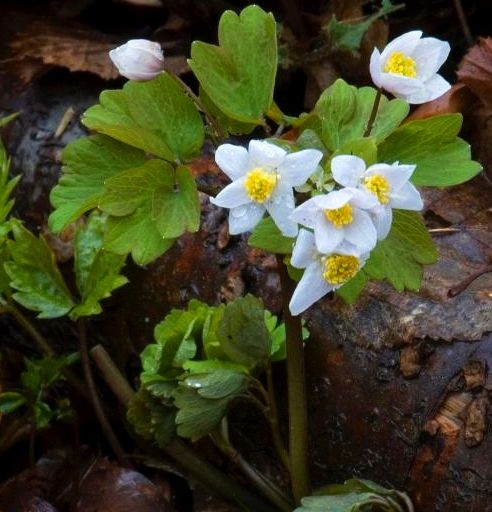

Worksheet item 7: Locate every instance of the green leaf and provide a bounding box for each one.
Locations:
[127,389,176,447]
[294,493,376,511]
[364,210,438,291]
[183,370,247,399]
[34,401,54,428]
[173,385,231,440]
[82,73,204,161]
[326,0,403,55]
[0,391,26,414]
[49,135,146,233]
[5,221,74,318]
[189,5,277,124]
[100,161,200,239]
[104,208,176,266]
[249,217,295,254]
[0,145,19,225]
[199,87,258,136]
[71,212,128,318]
[217,295,271,368]
[378,114,482,186]
[333,137,378,166]
[304,79,409,151]
[21,354,78,393]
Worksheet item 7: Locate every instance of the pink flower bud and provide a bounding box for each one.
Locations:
[109,39,165,81]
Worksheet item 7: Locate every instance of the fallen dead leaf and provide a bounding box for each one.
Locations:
[7,20,120,82]
[457,37,492,108]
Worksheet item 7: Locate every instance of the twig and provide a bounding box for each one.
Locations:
[77,319,128,465]
[453,0,474,46]
[448,264,492,297]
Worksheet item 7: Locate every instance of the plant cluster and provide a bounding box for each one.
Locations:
[0,3,482,511]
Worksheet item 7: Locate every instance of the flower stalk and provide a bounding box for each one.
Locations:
[277,255,311,504]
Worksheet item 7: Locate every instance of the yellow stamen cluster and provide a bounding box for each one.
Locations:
[384,51,417,78]
[324,203,353,228]
[364,175,391,204]
[244,167,277,203]
[322,254,360,285]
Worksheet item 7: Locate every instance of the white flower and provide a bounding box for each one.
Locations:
[109,39,165,81]
[370,30,451,104]
[290,188,378,253]
[331,155,423,239]
[210,140,323,237]
[289,229,369,316]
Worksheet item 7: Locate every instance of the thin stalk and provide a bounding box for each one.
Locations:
[211,423,294,512]
[363,88,383,137]
[77,319,127,465]
[90,344,279,512]
[240,382,289,470]
[3,301,88,399]
[3,301,55,356]
[167,72,223,143]
[276,256,310,504]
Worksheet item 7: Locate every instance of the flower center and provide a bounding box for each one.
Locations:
[364,175,391,204]
[384,51,417,78]
[324,203,353,228]
[322,254,360,285]
[244,167,277,203]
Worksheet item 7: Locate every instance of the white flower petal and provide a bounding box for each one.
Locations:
[290,198,319,229]
[291,229,316,268]
[405,74,451,104]
[109,39,164,81]
[380,31,423,63]
[413,38,450,81]
[289,261,332,316]
[370,205,393,240]
[331,155,366,188]
[345,187,379,209]
[228,203,264,234]
[389,183,423,210]
[314,216,344,253]
[248,140,286,168]
[312,189,352,210]
[278,149,323,186]
[215,144,250,180]
[344,209,378,251]
[378,74,423,98]
[369,48,383,88]
[265,181,297,237]
[210,179,250,208]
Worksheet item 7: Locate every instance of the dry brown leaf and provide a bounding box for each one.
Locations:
[8,20,120,82]
[457,37,492,108]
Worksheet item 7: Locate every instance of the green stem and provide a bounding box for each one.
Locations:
[363,87,383,137]
[90,344,279,512]
[276,256,311,504]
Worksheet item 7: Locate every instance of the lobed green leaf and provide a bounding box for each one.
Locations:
[5,221,74,318]
[82,73,204,162]
[49,135,146,233]
[378,114,482,186]
[189,5,277,124]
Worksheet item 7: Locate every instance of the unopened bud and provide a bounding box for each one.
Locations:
[109,39,165,81]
